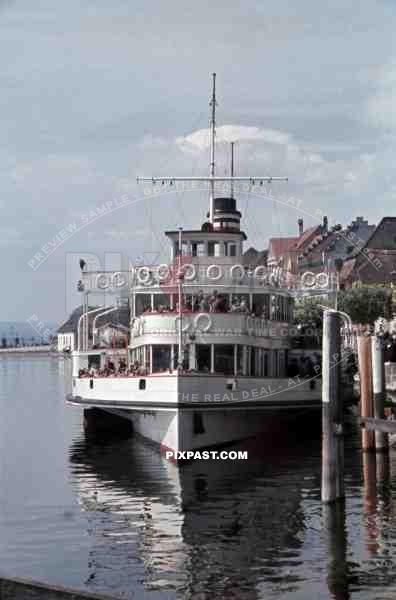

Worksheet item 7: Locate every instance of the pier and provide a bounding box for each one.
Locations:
[322,312,393,503]
[0,575,119,600]
[0,345,56,355]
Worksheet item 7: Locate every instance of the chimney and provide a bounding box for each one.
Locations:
[323,215,328,232]
[298,218,303,236]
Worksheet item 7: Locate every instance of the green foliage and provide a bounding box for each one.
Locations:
[338,286,392,325]
[293,296,330,328]
[293,286,393,328]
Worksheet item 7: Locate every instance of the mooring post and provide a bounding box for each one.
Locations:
[362,452,378,555]
[371,334,389,453]
[323,502,349,598]
[357,330,375,451]
[322,310,344,503]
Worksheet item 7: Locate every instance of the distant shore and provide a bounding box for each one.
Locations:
[0,345,58,355]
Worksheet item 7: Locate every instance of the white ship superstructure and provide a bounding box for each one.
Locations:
[67,74,322,453]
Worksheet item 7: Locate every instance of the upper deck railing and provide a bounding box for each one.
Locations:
[79,264,335,296]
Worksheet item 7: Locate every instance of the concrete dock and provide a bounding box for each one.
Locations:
[0,575,119,599]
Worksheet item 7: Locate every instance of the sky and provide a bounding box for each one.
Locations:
[1,0,396,322]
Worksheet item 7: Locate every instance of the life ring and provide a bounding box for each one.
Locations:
[230,264,244,281]
[194,312,212,333]
[301,271,315,288]
[316,272,329,288]
[157,264,170,281]
[174,316,191,333]
[96,274,109,289]
[111,271,126,288]
[207,264,222,281]
[183,263,196,281]
[137,267,152,285]
[254,266,267,282]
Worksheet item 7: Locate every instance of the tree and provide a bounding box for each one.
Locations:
[293,296,330,329]
[338,286,392,325]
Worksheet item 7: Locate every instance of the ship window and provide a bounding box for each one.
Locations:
[250,347,257,376]
[278,350,285,377]
[273,349,279,377]
[88,354,101,369]
[230,294,250,312]
[193,412,205,435]
[135,293,152,316]
[196,344,211,372]
[89,379,94,389]
[228,244,236,257]
[139,379,146,390]
[152,345,171,372]
[208,241,216,256]
[173,345,189,370]
[197,242,205,257]
[153,293,170,312]
[263,350,269,376]
[252,294,269,318]
[236,345,244,375]
[214,344,234,375]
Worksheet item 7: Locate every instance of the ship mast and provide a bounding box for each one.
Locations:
[209,72,216,223]
[230,141,235,199]
[177,227,183,370]
[137,74,288,221]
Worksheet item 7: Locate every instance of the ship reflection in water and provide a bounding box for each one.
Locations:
[69,432,321,599]
[5,359,396,599]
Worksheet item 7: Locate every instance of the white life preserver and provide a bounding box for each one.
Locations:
[230,264,245,281]
[137,267,152,285]
[174,316,191,333]
[96,274,109,290]
[254,265,267,282]
[207,264,222,281]
[316,272,329,289]
[194,312,212,333]
[183,263,196,281]
[157,264,170,281]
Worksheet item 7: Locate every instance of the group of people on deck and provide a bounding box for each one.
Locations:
[139,291,271,317]
[79,358,148,378]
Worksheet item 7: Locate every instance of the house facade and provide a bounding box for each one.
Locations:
[296,216,375,274]
[340,217,396,287]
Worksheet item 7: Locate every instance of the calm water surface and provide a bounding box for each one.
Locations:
[1,356,396,599]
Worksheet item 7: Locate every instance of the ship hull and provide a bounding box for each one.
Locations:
[68,374,322,453]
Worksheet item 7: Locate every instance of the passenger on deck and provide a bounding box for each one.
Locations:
[230,297,240,312]
[239,298,249,313]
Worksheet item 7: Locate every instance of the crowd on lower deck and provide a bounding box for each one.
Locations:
[79,344,321,380]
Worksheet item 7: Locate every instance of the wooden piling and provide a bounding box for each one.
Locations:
[323,502,349,598]
[362,452,378,555]
[371,335,388,452]
[357,332,375,451]
[322,310,344,503]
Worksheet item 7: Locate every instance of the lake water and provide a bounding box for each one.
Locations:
[1,355,396,599]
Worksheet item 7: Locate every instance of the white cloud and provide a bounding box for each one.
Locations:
[176,125,290,152]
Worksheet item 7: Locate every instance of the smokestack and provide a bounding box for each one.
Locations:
[323,215,328,232]
[298,218,303,236]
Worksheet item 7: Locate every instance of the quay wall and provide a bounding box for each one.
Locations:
[0,346,56,355]
[0,575,118,600]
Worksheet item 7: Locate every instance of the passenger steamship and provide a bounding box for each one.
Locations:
[67,74,322,453]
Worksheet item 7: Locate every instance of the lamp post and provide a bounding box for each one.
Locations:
[334,258,343,312]
[177,227,183,370]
